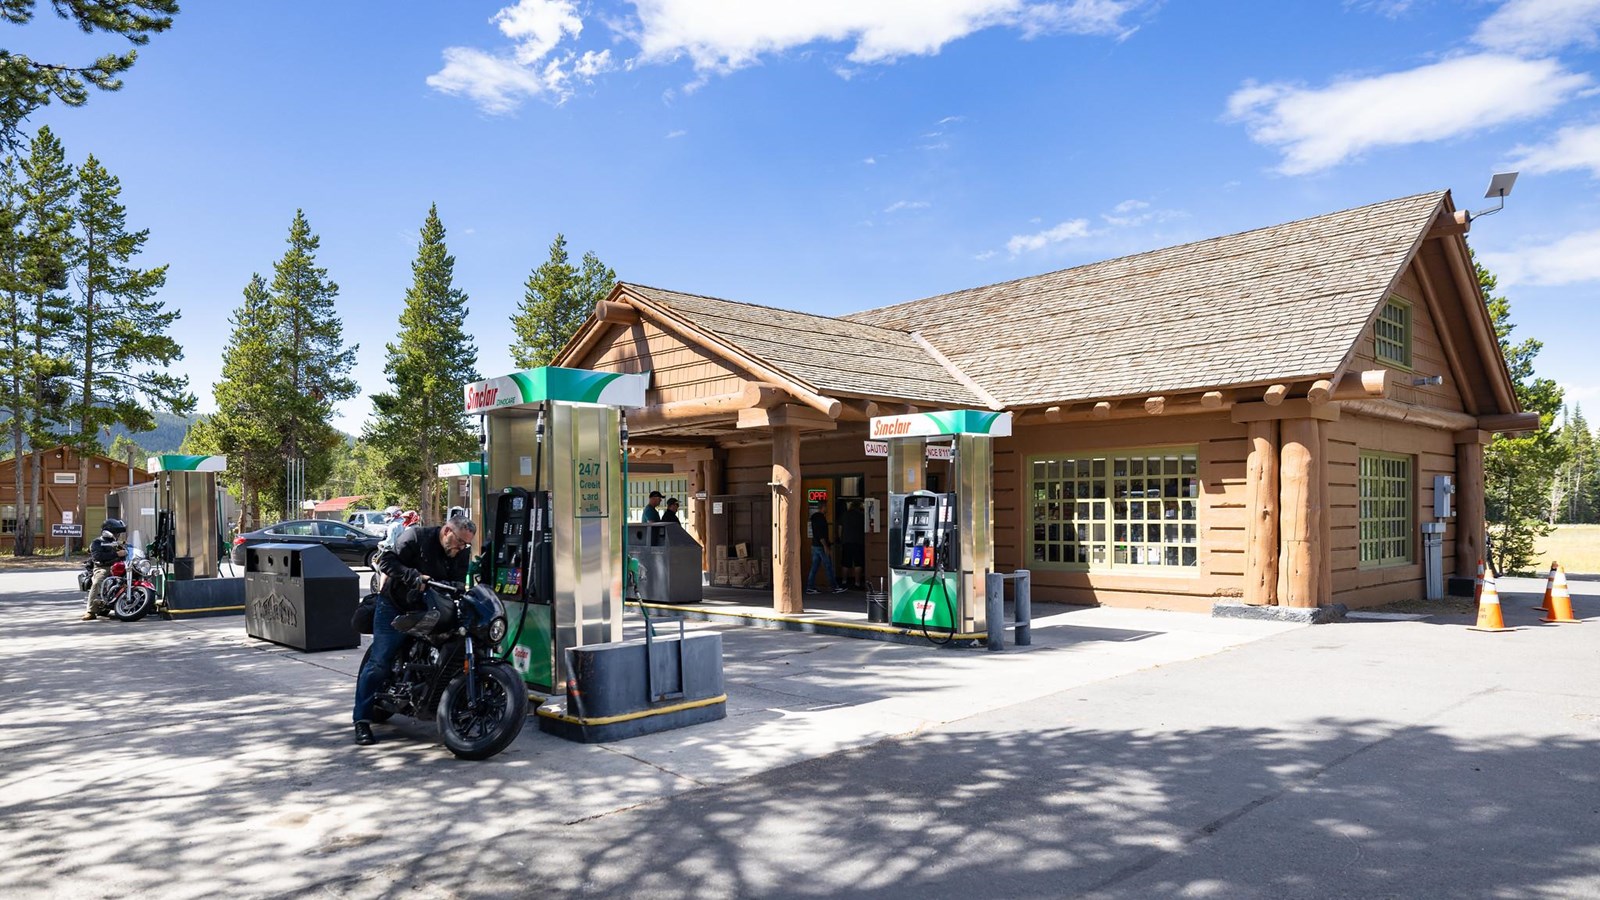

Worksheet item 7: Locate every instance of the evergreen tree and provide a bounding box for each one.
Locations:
[508,233,615,369]
[0,155,26,548]
[67,152,192,542]
[12,127,76,554]
[265,210,357,515]
[1478,257,1566,574]
[0,1,179,144]
[1555,405,1597,524]
[197,275,286,529]
[366,204,478,519]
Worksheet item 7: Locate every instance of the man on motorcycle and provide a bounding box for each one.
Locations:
[82,519,128,621]
[352,513,477,746]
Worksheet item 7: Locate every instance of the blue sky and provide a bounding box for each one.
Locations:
[17,0,1600,435]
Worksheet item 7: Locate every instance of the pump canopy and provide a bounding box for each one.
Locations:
[869,410,1012,440]
[146,454,227,473]
[465,366,648,415]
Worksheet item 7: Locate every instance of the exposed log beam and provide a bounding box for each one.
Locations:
[1232,400,1339,423]
[837,398,881,422]
[1263,384,1288,406]
[1330,369,1392,401]
[1477,412,1541,434]
[1144,396,1166,415]
[626,382,790,432]
[1201,391,1226,409]
[595,299,639,325]
[738,404,839,432]
[1306,379,1335,406]
[1092,401,1112,419]
[1340,398,1474,431]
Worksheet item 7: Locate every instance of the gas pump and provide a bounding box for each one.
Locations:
[466,366,648,693]
[873,410,1011,641]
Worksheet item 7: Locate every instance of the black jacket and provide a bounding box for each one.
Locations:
[378,525,470,610]
[90,536,123,567]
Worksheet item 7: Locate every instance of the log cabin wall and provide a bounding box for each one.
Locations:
[578,318,747,402]
[993,414,1250,614]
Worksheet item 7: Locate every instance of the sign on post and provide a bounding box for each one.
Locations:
[52,524,83,538]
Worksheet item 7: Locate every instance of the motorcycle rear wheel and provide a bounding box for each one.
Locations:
[108,585,154,622]
[436,661,528,760]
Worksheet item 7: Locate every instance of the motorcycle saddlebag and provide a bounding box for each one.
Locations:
[351,594,378,635]
[77,569,92,592]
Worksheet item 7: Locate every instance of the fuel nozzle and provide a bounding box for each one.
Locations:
[535,404,546,444]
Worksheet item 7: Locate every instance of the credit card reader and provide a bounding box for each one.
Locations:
[890,490,959,573]
[486,487,554,605]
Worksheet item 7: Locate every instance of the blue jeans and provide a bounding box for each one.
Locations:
[807,545,837,590]
[353,595,404,723]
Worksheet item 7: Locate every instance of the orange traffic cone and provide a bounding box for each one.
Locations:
[1533,561,1557,612]
[1542,564,1581,624]
[1475,558,1486,604]
[1469,570,1516,632]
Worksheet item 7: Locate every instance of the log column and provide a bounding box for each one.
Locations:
[1454,429,1489,579]
[771,425,804,614]
[1318,420,1333,606]
[1277,417,1322,608]
[1244,420,1279,605]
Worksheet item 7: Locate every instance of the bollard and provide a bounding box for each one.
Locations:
[1014,569,1031,646]
[985,572,1004,652]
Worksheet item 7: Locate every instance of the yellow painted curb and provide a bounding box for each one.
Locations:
[635,601,987,642]
[536,693,728,726]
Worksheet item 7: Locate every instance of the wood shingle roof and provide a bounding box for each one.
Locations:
[620,284,987,407]
[844,191,1449,408]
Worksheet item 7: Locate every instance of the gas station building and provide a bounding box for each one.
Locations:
[557,190,1535,615]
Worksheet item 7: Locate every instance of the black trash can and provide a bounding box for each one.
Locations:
[172,556,194,581]
[866,589,889,624]
[244,542,359,651]
[626,522,704,604]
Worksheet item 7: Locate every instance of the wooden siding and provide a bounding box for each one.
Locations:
[1346,265,1467,413]
[1325,413,1456,608]
[573,320,749,404]
[0,447,148,547]
[993,414,1249,610]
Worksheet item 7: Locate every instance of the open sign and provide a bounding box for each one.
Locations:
[807,489,829,503]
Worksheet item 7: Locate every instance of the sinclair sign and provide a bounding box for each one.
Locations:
[868,410,1013,440]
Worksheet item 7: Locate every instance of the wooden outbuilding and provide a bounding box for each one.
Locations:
[0,446,149,549]
[559,191,1533,614]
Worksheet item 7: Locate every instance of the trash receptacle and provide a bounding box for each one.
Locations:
[866,587,889,623]
[626,522,704,604]
[244,542,359,651]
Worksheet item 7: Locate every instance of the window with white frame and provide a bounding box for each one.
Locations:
[1030,449,1200,571]
[1359,452,1412,566]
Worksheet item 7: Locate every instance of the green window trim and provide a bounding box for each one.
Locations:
[1028,447,1201,574]
[1374,297,1412,369]
[1358,451,1413,568]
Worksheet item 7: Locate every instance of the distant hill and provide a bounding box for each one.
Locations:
[107,411,196,455]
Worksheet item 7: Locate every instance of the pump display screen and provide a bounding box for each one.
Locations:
[893,492,956,571]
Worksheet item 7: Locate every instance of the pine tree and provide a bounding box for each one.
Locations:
[366,204,478,520]
[0,1,180,144]
[508,234,615,369]
[12,126,76,554]
[199,275,287,529]
[1555,405,1596,524]
[1478,256,1566,574]
[265,210,357,514]
[68,152,192,544]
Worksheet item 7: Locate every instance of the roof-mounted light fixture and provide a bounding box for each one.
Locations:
[1469,171,1518,222]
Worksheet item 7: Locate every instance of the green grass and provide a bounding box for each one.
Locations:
[1534,524,1600,575]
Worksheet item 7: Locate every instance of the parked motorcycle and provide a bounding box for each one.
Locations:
[360,581,527,759]
[80,547,158,622]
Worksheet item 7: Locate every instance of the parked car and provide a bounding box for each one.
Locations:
[346,509,391,537]
[232,519,384,569]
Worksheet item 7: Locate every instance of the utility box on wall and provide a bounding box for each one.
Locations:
[1434,474,1455,519]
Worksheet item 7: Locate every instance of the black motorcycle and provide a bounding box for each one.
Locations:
[360,581,528,760]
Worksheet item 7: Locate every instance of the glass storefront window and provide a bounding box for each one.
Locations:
[1030,449,1200,572]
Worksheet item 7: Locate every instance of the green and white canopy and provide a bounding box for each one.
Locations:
[436,460,486,478]
[146,454,227,473]
[464,366,649,415]
[868,410,1013,440]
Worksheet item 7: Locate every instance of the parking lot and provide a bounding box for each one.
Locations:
[3,568,1597,898]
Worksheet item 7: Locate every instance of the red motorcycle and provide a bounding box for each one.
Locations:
[81,547,158,621]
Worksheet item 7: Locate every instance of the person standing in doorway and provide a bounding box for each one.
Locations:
[642,490,664,523]
[806,503,847,595]
[839,500,866,590]
[663,497,682,522]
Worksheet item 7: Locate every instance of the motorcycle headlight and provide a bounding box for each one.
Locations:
[488,616,508,644]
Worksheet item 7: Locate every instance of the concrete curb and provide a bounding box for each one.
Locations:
[1211,601,1347,624]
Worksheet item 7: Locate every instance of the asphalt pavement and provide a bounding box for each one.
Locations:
[2,569,1596,899]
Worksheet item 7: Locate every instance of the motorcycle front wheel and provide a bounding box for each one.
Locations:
[108,585,154,622]
[436,661,528,760]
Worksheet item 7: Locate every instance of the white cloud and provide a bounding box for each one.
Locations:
[1473,0,1600,55]
[1508,122,1600,176]
[1007,218,1091,255]
[1481,227,1600,286]
[885,200,931,213]
[1344,0,1416,18]
[863,156,877,164]
[665,129,687,139]
[625,1,1144,74]
[1227,54,1590,174]
[428,0,613,112]
[938,115,965,124]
